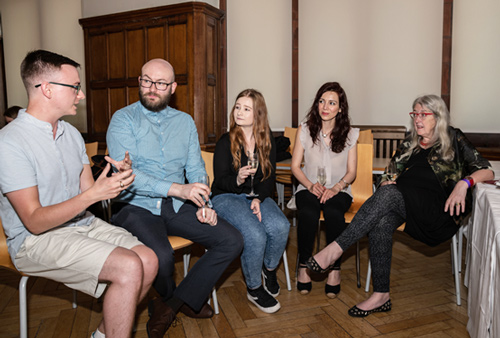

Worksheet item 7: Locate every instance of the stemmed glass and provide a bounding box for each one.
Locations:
[317,166,326,186]
[198,175,211,217]
[246,152,259,198]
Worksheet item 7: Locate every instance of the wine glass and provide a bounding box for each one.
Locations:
[386,161,398,182]
[198,175,211,217]
[317,166,326,186]
[246,152,259,197]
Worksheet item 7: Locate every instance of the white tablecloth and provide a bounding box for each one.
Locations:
[466,182,500,337]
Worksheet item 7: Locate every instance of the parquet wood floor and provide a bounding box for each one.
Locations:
[0,209,469,337]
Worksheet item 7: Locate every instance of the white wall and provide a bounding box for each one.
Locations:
[1,0,498,135]
[450,0,500,133]
[300,0,443,129]
[227,0,292,130]
[0,0,86,130]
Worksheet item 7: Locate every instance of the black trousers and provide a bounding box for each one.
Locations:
[296,190,352,268]
[112,198,243,311]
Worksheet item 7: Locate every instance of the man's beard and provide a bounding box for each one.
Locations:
[139,89,171,112]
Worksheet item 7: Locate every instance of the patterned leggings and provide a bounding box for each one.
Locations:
[336,185,406,292]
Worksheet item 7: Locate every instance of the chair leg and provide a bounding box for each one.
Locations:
[458,225,464,273]
[19,276,29,338]
[282,249,292,291]
[211,288,219,314]
[356,240,361,288]
[451,233,461,306]
[316,219,321,254]
[365,261,371,293]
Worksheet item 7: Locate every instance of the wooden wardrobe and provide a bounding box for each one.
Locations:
[79,2,226,150]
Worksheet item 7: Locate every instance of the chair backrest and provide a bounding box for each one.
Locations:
[350,142,374,211]
[284,127,297,154]
[201,150,214,181]
[352,125,406,159]
[85,142,99,166]
[0,219,18,272]
[358,129,373,145]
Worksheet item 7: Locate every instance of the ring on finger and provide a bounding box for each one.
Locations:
[120,181,124,188]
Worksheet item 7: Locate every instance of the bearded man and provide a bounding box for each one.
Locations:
[106,59,243,338]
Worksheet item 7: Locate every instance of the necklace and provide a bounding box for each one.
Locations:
[321,130,329,138]
[420,140,430,147]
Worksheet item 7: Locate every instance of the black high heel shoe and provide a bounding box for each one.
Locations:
[306,256,335,274]
[325,283,340,299]
[297,264,312,294]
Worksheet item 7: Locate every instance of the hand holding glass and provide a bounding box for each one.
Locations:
[246,152,259,198]
[317,166,326,186]
[198,175,211,218]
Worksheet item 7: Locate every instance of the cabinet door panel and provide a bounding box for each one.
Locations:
[147,25,166,60]
[109,32,125,79]
[90,35,107,81]
[128,29,145,78]
[91,89,109,134]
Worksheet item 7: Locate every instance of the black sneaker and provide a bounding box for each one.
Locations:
[262,267,280,297]
[247,285,281,314]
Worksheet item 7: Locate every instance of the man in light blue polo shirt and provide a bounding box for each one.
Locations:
[107,59,243,338]
[0,50,159,338]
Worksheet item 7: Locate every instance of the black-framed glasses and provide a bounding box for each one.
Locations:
[139,78,173,91]
[409,111,434,120]
[35,82,81,95]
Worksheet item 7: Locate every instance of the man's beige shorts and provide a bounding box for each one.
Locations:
[15,218,143,298]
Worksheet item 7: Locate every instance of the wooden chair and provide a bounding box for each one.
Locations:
[201,150,292,292]
[0,219,77,338]
[85,141,99,166]
[364,223,463,305]
[315,133,374,288]
[276,127,297,211]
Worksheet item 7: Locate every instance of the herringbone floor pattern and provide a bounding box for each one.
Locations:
[0,209,469,337]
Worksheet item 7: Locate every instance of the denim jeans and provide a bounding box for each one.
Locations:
[212,194,290,289]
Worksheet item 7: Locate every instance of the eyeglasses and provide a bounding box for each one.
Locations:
[35,82,81,95]
[409,111,434,120]
[139,78,174,91]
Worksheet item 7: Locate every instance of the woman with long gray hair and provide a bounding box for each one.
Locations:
[306,94,493,317]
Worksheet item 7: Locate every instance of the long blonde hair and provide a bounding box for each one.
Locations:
[408,94,454,161]
[228,89,272,179]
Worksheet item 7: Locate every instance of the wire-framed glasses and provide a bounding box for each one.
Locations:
[409,111,434,120]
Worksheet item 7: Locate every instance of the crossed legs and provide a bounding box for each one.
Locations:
[310,185,405,310]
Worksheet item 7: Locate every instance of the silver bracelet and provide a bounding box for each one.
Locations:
[341,178,349,189]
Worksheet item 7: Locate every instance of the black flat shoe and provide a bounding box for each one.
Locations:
[348,299,392,317]
[305,256,334,274]
[325,283,340,299]
[297,281,312,294]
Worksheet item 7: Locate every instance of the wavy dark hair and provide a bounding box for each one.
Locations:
[305,82,351,153]
[228,89,272,179]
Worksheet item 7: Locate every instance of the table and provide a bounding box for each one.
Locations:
[466,167,500,337]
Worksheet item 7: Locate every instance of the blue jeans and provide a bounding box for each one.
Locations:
[212,194,290,289]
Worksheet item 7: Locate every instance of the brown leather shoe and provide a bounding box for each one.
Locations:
[179,302,214,318]
[147,298,177,338]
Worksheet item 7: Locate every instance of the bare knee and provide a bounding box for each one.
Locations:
[132,245,159,281]
[101,248,144,288]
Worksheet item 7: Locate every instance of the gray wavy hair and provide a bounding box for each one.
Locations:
[407,94,454,161]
